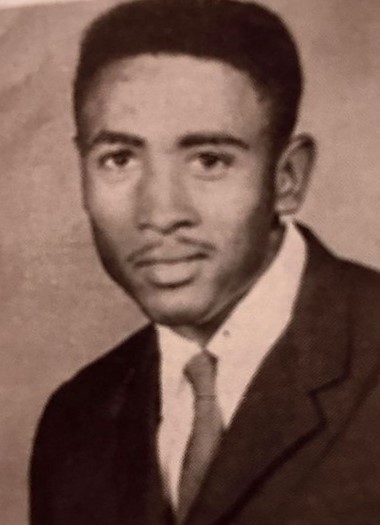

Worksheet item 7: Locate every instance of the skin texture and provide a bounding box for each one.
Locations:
[78,54,313,344]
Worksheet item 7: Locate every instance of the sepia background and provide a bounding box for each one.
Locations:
[1,0,380,524]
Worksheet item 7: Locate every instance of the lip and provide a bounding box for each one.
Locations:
[136,255,206,286]
[135,253,207,267]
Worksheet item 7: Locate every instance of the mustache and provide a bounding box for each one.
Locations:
[126,236,215,265]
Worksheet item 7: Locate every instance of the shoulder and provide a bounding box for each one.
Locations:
[343,258,380,297]
[301,224,380,293]
[342,260,380,342]
[40,324,157,420]
[302,224,380,333]
[30,324,158,507]
[321,242,380,310]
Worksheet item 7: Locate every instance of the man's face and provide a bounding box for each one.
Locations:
[79,54,282,331]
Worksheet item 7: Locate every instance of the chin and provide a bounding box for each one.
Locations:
[136,291,212,329]
[142,304,207,328]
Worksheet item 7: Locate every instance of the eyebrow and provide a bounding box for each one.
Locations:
[87,131,145,149]
[178,133,250,151]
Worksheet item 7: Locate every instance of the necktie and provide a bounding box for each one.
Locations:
[177,350,224,523]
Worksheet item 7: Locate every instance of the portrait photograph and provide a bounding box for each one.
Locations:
[1,1,380,524]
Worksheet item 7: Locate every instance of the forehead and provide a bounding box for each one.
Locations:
[81,54,270,141]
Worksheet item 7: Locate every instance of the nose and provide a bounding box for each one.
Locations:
[136,159,199,234]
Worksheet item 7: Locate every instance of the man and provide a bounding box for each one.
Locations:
[30,1,380,524]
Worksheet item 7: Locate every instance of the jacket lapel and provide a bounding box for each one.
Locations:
[113,327,175,525]
[185,229,352,525]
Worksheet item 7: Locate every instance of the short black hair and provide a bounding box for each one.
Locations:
[74,0,303,150]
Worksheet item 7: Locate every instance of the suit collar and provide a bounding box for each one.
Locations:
[291,226,350,390]
[184,228,351,525]
[111,327,176,525]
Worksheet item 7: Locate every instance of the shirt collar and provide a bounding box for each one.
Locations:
[209,221,306,358]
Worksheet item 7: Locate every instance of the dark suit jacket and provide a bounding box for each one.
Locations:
[30,229,380,525]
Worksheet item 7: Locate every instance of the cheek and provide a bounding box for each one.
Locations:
[84,179,133,232]
[84,185,141,262]
[197,185,267,241]
[195,182,274,278]
[190,163,269,222]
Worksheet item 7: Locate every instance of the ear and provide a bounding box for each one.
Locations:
[72,134,90,212]
[273,134,316,218]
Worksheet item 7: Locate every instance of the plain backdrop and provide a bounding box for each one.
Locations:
[1,1,380,524]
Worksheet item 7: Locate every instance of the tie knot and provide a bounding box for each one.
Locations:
[184,350,217,397]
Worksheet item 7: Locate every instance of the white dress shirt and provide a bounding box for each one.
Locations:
[156,223,307,507]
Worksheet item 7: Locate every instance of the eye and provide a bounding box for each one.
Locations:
[97,149,137,170]
[190,151,235,178]
[200,152,233,168]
